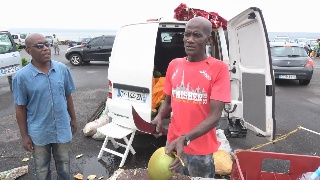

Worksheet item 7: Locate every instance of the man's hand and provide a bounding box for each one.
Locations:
[70,119,77,134]
[165,136,185,171]
[151,116,163,138]
[21,136,33,152]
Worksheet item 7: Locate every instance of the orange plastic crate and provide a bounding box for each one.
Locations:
[231,149,320,180]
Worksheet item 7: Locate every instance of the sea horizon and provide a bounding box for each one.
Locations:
[5,27,320,41]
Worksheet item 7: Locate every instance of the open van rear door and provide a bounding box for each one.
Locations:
[107,22,159,129]
[227,7,275,141]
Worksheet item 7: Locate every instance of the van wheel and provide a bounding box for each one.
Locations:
[299,79,310,85]
[69,54,82,66]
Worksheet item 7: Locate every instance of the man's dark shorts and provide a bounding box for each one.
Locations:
[176,153,215,178]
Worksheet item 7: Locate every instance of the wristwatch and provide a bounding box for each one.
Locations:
[182,134,191,146]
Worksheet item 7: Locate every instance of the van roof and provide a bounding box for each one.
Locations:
[122,17,187,27]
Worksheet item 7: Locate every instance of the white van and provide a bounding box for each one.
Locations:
[107,7,276,141]
[0,30,22,77]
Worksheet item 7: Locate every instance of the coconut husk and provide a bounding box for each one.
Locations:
[0,165,28,180]
[213,150,233,176]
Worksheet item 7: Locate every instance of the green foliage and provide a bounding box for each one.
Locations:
[16,44,23,52]
[21,58,29,67]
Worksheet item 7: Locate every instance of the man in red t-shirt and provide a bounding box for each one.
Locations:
[152,16,231,178]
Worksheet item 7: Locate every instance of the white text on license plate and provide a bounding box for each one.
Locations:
[0,65,20,75]
[117,89,146,103]
[279,75,296,79]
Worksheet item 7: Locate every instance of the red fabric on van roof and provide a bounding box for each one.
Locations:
[173,3,227,30]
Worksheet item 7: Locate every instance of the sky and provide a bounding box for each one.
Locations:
[2,0,320,32]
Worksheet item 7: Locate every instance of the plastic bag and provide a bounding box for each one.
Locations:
[152,77,166,109]
[216,129,232,154]
[83,111,109,137]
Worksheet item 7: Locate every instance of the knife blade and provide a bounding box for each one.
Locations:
[132,106,166,134]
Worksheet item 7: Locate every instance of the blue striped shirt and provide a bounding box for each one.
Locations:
[13,60,76,146]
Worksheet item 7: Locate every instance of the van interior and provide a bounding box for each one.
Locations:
[151,24,224,128]
[153,25,223,76]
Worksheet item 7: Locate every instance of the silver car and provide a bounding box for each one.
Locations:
[270,42,313,85]
[45,36,53,46]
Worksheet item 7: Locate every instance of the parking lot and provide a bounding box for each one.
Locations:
[1,45,320,179]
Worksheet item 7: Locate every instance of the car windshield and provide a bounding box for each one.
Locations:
[72,38,81,42]
[81,38,91,42]
[0,33,13,54]
[271,46,308,57]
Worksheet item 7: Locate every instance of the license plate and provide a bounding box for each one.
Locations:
[279,75,296,79]
[0,65,20,75]
[117,89,146,103]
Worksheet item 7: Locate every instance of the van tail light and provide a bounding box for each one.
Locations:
[306,59,314,67]
[108,80,112,99]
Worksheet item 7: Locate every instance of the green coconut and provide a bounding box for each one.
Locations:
[148,147,175,180]
[153,70,161,78]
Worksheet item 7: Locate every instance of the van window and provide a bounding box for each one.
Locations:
[0,33,13,54]
[161,32,184,43]
[154,28,186,74]
[90,37,104,46]
[104,37,115,46]
[271,46,308,57]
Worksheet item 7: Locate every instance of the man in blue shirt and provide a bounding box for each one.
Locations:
[12,33,77,180]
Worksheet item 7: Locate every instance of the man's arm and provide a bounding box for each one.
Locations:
[156,95,172,119]
[184,99,224,141]
[15,104,33,152]
[15,105,28,137]
[66,94,77,134]
[166,100,224,171]
[152,95,172,134]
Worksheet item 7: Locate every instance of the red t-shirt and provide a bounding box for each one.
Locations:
[164,57,231,155]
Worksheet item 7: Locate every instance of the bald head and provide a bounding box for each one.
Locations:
[25,33,45,47]
[187,16,212,36]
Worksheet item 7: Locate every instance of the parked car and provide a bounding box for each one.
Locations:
[270,42,313,85]
[306,39,318,48]
[0,30,22,76]
[45,36,53,46]
[11,33,27,47]
[293,38,307,46]
[65,35,115,66]
[68,37,92,47]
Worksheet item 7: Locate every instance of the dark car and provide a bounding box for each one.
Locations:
[68,37,92,47]
[270,42,314,85]
[65,35,115,66]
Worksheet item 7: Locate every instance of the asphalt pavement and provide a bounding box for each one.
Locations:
[1,45,320,179]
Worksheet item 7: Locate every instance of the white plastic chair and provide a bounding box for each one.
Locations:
[97,122,136,167]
